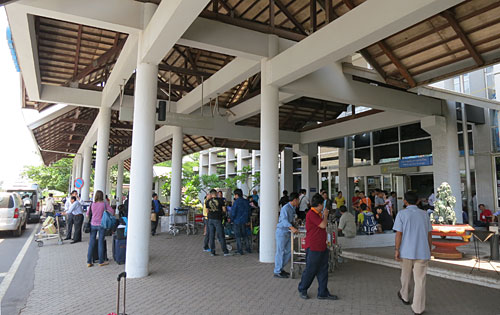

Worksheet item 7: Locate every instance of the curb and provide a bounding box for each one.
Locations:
[342,250,500,290]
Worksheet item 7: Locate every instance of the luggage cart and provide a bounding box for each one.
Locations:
[168,207,193,236]
[186,208,198,235]
[290,227,307,279]
[327,221,342,272]
[34,212,64,247]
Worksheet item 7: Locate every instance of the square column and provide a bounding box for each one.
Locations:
[473,109,495,212]
[259,35,280,263]
[208,150,217,175]
[81,146,93,202]
[199,152,208,176]
[421,101,462,222]
[280,148,293,194]
[293,143,319,196]
[225,148,235,178]
[237,149,250,195]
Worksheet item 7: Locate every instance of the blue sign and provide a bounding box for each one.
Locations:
[74,178,84,189]
[399,156,433,168]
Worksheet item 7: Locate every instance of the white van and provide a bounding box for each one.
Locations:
[6,182,42,223]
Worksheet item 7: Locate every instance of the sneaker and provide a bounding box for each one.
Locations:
[203,248,211,252]
[299,291,309,299]
[274,273,288,279]
[317,294,339,300]
[280,270,290,276]
[224,252,233,257]
[87,263,93,268]
[98,262,109,267]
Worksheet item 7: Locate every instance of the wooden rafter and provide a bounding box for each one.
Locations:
[274,0,308,35]
[73,25,82,75]
[377,41,416,87]
[441,10,484,67]
[187,135,204,150]
[310,0,317,32]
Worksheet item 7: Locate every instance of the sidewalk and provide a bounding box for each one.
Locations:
[21,232,499,315]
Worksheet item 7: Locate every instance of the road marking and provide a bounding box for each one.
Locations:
[0,224,39,315]
[0,274,6,278]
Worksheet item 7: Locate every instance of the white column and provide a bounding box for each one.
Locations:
[116,160,124,206]
[293,143,319,195]
[473,109,495,211]
[94,107,111,193]
[199,152,208,176]
[225,148,235,178]
[338,145,349,206]
[170,126,183,217]
[280,148,293,194]
[126,2,158,277]
[251,150,261,190]
[81,146,92,202]
[70,160,77,192]
[259,35,280,263]
[237,149,250,195]
[421,101,462,222]
[106,165,112,197]
[208,150,217,175]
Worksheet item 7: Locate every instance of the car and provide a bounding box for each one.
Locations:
[6,182,42,223]
[0,192,27,236]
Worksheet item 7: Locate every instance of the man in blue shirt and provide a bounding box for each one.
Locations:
[151,193,163,236]
[274,192,300,278]
[394,191,433,315]
[230,189,251,255]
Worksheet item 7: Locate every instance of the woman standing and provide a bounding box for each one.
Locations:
[86,190,114,267]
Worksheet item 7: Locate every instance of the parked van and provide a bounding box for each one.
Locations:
[0,192,27,236]
[6,182,42,223]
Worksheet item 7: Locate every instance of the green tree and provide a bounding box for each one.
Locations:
[22,158,73,194]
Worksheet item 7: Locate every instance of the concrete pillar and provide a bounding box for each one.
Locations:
[70,160,77,192]
[116,160,124,206]
[473,109,495,211]
[126,2,158,277]
[251,150,261,190]
[170,126,183,217]
[106,165,112,198]
[421,101,462,222]
[280,148,293,194]
[338,146,349,207]
[293,143,319,196]
[208,150,217,175]
[226,148,235,178]
[237,149,250,195]
[94,107,111,193]
[81,146,93,202]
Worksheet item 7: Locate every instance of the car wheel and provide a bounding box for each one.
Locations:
[12,224,22,237]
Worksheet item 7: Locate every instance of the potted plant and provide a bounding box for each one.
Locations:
[430,182,474,259]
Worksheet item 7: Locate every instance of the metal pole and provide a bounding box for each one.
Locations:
[461,102,473,225]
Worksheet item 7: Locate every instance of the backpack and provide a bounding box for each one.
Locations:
[362,212,377,235]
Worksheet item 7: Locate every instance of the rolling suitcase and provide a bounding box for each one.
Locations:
[113,236,127,265]
[92,238,108,263]
[108,272,127,315]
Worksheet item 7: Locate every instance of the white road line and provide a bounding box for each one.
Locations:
[0,274,6,278]
[0,224,39,315]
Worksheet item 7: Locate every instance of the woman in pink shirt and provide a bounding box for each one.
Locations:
[86,190,114,267]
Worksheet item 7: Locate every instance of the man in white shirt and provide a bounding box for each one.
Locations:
[64,190,78,241]
[66,196,83,243]
[427,191,436,210]
[298,189,310,220]
[44,193,55,217]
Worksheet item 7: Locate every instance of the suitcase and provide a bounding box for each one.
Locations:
[92,238,108,263]
[113,237,127,265]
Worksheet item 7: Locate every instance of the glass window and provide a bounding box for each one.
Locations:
[492,128,500,152]
[353,176,365,193]
[330,173,339,195]
[367,176,381,191]
[0,194,14,208]
[373,144,399,164]
[453,77,461,92]
[400,123,430,141]
[354,133,370,148]
[354,148,371,166]
[458,131,474,154]
[321,172,329,193]
[463,73,470,94]
[401,139,432,158]
[372,127,398,145]
[485,66,497,100]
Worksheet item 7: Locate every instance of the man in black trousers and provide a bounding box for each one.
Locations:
[298,193,338,301]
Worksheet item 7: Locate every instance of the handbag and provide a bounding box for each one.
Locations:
[151,212,157,222]
[101,209,117,229]
[84,203,92,233]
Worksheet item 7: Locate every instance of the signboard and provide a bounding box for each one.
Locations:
[380,163,418,174]
[399,156,433,168]
[74,178,84,189]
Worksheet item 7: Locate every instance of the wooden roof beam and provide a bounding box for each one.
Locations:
[441,10,484,67]
[186,135,204,150]
[158,64,211,78]
[274,0,308,35]
[377,41,416,87]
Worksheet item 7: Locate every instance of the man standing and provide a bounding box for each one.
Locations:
[274,192,299,278]
[66,196,83,243]
[427,190,436,210]
[279,190,289,208]
[231,189,251,255]
[151,193,163,236]
[298,193,337,300]
[358,191,372,212]
[64,190,78,240]
[206,189,232,257]
[44,193,55,217]
[297,189,309,220]
[394,191,433,315]
[202,194,211,252]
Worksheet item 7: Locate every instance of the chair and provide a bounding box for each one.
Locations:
[470,230,499,276]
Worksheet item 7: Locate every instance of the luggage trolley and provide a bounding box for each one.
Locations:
[290,227,307,279]
[169,207,197,236]
[35,213,65,247]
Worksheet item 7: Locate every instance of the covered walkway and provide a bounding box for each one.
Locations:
[21,233,500,315]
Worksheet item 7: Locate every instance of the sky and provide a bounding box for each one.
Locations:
[0,8,42,186]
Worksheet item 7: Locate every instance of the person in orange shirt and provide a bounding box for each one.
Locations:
[358,191,372,211]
